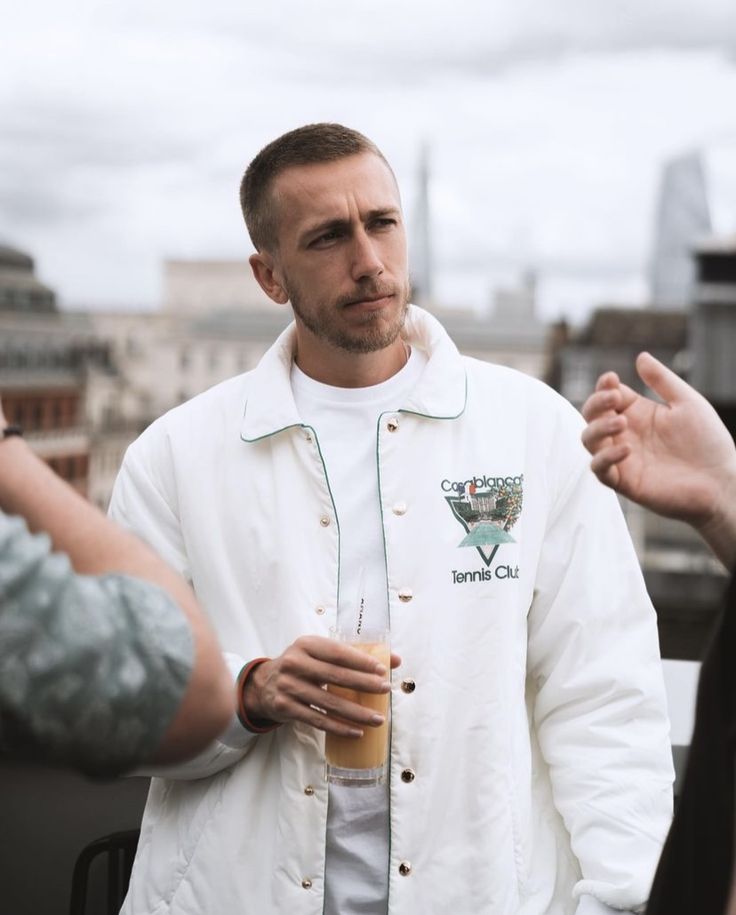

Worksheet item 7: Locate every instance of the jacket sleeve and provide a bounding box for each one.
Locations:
[526,403,674,913]
[109,428,259,780]
[577,899,635,915]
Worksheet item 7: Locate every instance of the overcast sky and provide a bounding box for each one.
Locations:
[2,0,735,323]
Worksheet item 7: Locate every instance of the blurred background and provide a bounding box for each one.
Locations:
[1,1,735,911]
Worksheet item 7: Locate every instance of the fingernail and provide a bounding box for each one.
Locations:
[349,728,364,738]
[380,681,391,692]
[374,663,387,675]
[370,714,385,726]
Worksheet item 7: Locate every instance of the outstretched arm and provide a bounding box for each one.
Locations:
[580,352,736,570]
[0,401,234,765]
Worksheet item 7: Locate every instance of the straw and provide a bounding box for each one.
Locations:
[355,566,366,636]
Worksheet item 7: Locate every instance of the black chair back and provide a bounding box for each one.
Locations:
[68,829,140,915]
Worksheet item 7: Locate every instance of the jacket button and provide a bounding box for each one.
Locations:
[301,878,313,889]
[392,501,407,516]
[315,606,326,616]
[387,416,399,432]
[398,861,412,876]
[400,678,416,693]
[401,768,415,783]
[398,588,413,603]
[304,785,315,796]
[320,516,330,527]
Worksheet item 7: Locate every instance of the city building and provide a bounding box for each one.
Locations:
[650,138,736,309]
[1,250,550,508]
[88,258,552,457]
[0,244,56,314]
[0,246,119,500]
[689,237,736,423]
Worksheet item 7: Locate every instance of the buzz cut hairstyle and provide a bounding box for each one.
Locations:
[239,123,390,253]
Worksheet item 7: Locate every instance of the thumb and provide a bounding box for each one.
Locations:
[635,352,692,406]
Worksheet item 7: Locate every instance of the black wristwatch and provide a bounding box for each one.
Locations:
[1,425,23,440]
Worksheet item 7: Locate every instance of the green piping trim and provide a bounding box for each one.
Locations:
[304,422,341,915]
[305,424,342,615]
[239,421,303,444]
[398,372,468,422]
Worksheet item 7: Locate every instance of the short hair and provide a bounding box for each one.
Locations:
[240,123,390,252]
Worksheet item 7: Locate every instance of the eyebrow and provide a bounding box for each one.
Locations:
[300,208,401,244]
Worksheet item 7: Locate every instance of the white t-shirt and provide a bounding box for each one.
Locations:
[290,346,427,915]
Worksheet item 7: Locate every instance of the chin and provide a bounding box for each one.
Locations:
[339,322,404,355]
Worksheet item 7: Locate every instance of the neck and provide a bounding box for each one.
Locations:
[293,332,409,388]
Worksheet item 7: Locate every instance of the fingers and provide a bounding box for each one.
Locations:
[284,653,391,694]
[581,372,633,490]
[582,386,620,423]
[589,443,631,488]
[272,675,387,736]
[635,351,691,405]
[296,635,389,676]
[253,636,394,737]
[582,379,639,421]
[594,370,620,393]
[581,413,627,455]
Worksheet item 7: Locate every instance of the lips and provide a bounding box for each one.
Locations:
[341,289,395,308]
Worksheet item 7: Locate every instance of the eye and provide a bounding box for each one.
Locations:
[309,229,343,248]
[370,216,398,232]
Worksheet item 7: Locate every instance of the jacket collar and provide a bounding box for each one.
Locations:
[240,304,467,442]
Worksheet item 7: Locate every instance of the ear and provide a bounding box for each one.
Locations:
[249,252,289,305]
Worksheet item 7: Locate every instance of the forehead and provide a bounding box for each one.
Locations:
[271,153,401,236]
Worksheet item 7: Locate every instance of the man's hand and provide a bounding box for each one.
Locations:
[243,636,401,737]
[0,396,7,430]
[581,351,736,567]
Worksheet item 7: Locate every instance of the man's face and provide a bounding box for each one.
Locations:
[266,153,411,355]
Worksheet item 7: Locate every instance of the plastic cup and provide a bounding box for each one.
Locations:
[324,627,390,787]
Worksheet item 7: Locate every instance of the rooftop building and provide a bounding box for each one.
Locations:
[650,139,736,310]
[0,243,56,314]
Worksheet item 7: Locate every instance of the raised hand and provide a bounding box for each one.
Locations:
[581,351,736,567]
[243,635,401,737]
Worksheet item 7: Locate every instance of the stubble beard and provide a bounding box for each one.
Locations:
[287,279,411,355]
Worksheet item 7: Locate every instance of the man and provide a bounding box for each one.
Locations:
[110,123,674,914]
[582,353,736,915]
[0,400,233,772]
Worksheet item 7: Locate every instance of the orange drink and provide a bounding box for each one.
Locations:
[325,630,390,787]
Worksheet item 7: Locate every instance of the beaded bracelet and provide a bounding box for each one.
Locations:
[236,658,282,734]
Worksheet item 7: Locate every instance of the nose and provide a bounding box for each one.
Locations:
[350,228,384,281]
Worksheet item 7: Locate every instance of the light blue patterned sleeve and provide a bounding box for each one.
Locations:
[0,511,194,773]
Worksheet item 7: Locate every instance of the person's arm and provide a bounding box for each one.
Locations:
[0,413,234,766]
[581,351,736,569]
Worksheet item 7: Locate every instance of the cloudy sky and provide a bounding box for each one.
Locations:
[2,0,735,323]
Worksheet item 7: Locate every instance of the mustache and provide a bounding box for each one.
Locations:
[337,282,398,308]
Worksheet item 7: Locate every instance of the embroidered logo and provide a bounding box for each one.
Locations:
[442,474,524,568]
